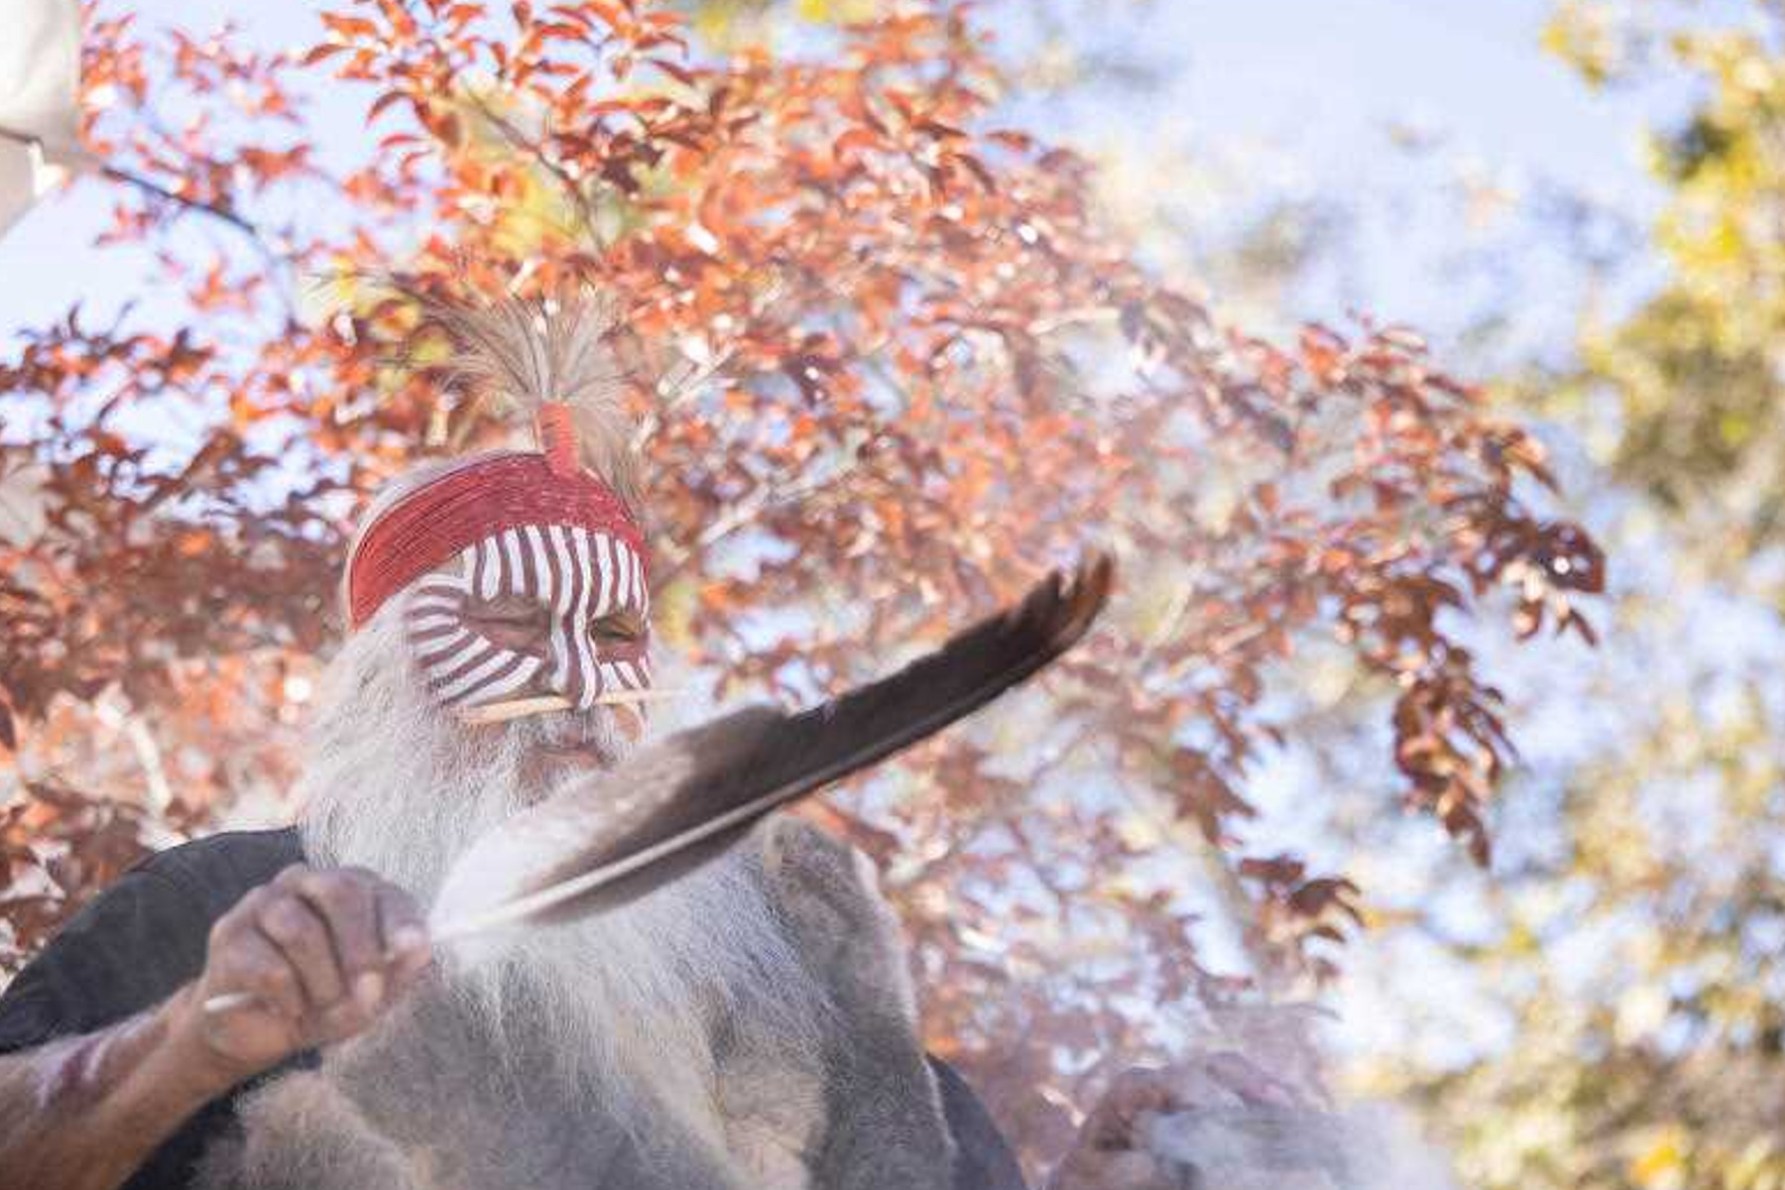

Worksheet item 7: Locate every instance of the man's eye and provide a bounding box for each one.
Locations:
[470,599,544,624]
[591,615,641,642]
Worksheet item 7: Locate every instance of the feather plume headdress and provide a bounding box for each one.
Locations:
[403,289,643,507]
[343,290,645,632]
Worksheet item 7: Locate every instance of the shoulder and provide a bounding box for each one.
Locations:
[755,813,920,1029]
[755,819,1029,1188]
[757,814,885,909]
[756,816,901,945]
[0,827,302,1051]
[133,827,305,917]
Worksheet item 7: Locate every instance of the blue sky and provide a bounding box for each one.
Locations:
[1033,0,1659,184]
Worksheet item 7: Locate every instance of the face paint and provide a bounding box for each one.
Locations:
[404,523,651,713]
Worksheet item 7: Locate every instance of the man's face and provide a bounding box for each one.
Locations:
[400,523,651,775]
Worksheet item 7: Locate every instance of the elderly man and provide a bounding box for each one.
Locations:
[0,299,1290,1190]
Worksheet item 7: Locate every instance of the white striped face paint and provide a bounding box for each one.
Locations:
[403,524,651,712]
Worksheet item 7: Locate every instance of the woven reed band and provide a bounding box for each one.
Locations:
[346,452,643,629]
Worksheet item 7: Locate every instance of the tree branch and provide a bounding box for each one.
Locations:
[0,123,298,319]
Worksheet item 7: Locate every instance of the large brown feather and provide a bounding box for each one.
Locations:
[428,555,1114,944]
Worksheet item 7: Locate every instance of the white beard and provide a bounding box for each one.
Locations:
[292,609,831,1151]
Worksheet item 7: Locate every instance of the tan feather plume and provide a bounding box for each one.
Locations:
[403,288,644,510]
[428,555,1115,950]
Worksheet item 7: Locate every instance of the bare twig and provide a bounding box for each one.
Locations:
[1,123,298,320]
[122,715,173,816]
[2,123,254,240]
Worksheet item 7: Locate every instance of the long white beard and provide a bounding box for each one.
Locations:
[293,609,830,1148]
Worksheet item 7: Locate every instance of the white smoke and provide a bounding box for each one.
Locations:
[1144,1100,1460,1189]
[1136,1003,1463,1189]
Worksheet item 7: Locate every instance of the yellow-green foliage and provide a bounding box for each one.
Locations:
[1380,6,1785,1188]
[1551,4,1785,557]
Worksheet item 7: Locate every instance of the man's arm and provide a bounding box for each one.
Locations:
[0,987,248,1190]
[0,865,431,1190]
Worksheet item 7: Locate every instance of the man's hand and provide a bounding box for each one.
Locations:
[176,864,432,1085]
[1048,1054,1302,1190]
[0,866,432,1190]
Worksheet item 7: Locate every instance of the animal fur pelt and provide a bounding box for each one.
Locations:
[194,818,956,1190]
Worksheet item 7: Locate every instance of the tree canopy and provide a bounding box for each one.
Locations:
[1352,4,1785,1187]
[0,0,1601,1173]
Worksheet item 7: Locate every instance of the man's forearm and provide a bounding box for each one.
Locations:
[0,984,237,1190]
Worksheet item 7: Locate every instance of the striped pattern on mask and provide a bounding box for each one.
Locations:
[402,524,651,711]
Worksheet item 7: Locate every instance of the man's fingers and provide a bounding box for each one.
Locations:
[194,867,434,1078]
[375,885,431,978]
[256,891,345,1011]
[212,929,306,1021]
[310,986,383,1046]
[205,868,428,1024]
[284,866,384,1011]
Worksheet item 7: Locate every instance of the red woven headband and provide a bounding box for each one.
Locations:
[346,435,643,630]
